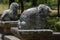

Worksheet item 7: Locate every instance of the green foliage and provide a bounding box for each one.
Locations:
[0,0,57,9]
[0,0,9,4]
[24,2,32,9]
[47,17,60,32]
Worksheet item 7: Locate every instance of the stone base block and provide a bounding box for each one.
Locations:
[11,27,53,40]
[4,35,20,40]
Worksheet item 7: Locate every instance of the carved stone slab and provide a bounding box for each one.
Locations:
[11,27,53,40]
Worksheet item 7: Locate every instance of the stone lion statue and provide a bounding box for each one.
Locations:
[0,2,19,21]
[19,4,52,29]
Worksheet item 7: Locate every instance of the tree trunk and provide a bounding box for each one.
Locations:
[19,0,24,13]
[9,0,15,6]
[58,0,60,17]
[32,0,37,6]
[56,0,59,21]
[45,0,47,4]
[0,0,3,3]
[26,0,30,2]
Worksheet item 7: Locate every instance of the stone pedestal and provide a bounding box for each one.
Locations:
[11,27,53,40]
[0,21,18,34]
[4,35,20,40]
[53,32,60,40]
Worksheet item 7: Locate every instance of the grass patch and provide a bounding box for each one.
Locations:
[0,4,8,14]
[0,4,21,14]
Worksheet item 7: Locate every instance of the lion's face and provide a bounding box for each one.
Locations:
[10,2,19,10]
[38,4,52,16]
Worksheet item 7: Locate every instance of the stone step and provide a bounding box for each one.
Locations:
[11,27,53,40]
[4,35,20,40]
[0,34,2,40]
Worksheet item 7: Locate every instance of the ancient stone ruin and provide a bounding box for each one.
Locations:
[19,4,52,29]
[0,4,60,40]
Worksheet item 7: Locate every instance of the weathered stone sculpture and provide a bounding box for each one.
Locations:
[19,4,52,29]
[0,2,19,21]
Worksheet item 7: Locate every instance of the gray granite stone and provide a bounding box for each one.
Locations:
[0,2,19,21]
[11,27,53,40]
[19,4,52,29]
